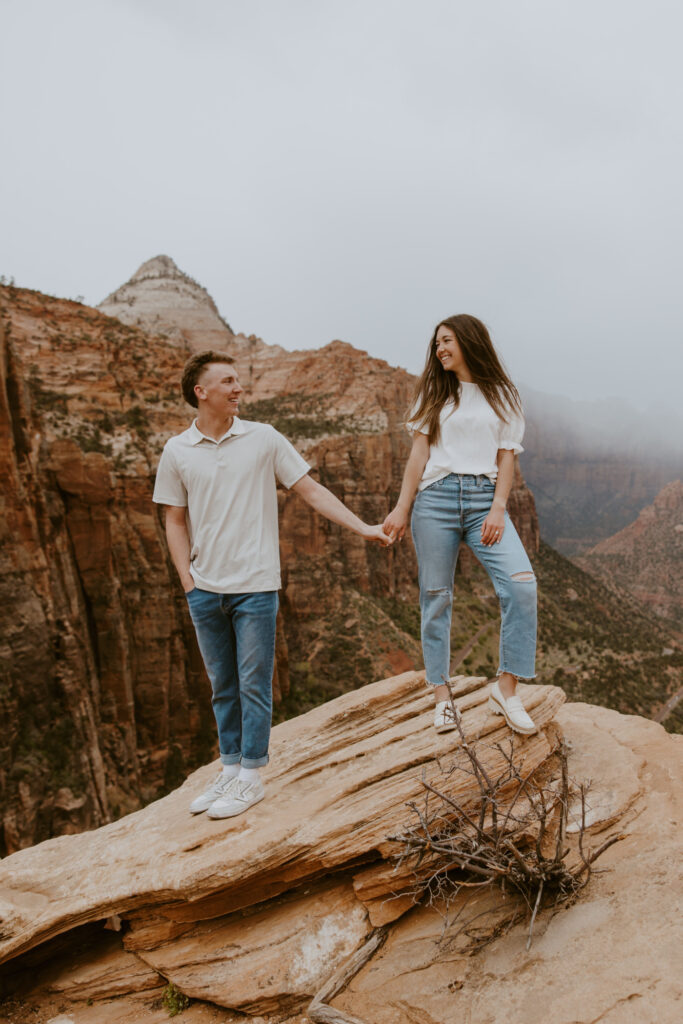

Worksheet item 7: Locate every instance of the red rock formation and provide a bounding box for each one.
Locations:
[0,288,212,853]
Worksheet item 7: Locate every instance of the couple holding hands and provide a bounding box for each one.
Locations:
[153,314,538,820]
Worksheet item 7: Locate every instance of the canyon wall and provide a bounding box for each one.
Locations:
[577,479,683,628]
[521,390,682,555]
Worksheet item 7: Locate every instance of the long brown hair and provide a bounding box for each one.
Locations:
[408,314,522,445]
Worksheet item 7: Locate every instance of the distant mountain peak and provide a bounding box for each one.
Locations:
[129,254,186,282]
[98,255,233,346]
[101,255,218,310]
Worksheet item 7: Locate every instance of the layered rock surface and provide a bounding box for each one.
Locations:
[1,679,681,1024]
[335,703,683,1024]
[0,672,565,1014]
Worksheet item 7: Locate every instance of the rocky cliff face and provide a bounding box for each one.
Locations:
[0,287,215,855]
[576,480,683,628]
[0,677,680,1024]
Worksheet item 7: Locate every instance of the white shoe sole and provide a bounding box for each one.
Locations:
[189,803,211,815]
[190,795,224,815]
[207,790,265,819]
[488,694,536,735]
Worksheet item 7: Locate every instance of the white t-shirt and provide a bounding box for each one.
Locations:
[408,382,524,490]
[153,417,310,593]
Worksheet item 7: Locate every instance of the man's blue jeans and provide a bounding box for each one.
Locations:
[411,473,537,685]
[185,589,278,768]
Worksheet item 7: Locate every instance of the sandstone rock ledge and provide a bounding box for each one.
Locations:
[0,675,680,1024]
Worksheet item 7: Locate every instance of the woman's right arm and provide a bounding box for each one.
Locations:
[383,433,430,541]
[164,506,195,593]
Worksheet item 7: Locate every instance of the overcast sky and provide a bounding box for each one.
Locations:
[1,0,681,409]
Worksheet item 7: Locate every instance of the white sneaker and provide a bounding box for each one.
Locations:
[488,680,537,735]
[434,700,461,734]
[207,777,265,819]
[189,771,239,815]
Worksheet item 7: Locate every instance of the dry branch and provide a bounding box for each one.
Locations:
[308,926,389,1024]
[388,686,625,950]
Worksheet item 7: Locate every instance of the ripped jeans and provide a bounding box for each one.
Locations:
[411,473,537,685]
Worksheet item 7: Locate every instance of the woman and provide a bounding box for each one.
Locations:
[383,315,537,735]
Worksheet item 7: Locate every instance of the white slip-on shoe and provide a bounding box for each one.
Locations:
[488,680,537,735]
[434,700,461,734]
[189,771,239,815]
[207,777,266,819]
[488,679,507,716]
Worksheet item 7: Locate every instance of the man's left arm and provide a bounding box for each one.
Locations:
[292,474,392,546]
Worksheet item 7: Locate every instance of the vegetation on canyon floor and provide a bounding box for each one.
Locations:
[160,982,190,1017]
[241,392,381,439]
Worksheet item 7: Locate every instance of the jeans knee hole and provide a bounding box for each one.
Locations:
[510,572,535,583]
[427,587,450,596]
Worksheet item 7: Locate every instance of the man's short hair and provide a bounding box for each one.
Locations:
[181,351,235,408]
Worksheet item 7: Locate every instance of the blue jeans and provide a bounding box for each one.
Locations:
[185,589,278,768]
[411,473,537,685]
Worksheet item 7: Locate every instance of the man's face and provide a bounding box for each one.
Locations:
[195,362,243,416]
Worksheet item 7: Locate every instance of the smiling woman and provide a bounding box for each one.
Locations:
[384,314,538,736]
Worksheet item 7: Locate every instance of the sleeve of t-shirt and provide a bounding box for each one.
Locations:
[405,402,429,436]
[152,443,188,506]
[497,405,525,455]
[270,427,311,488]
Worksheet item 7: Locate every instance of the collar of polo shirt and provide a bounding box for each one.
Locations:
[189,417,246,446]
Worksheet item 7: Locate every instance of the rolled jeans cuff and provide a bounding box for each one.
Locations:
[238,754,270,768]
[219,753,241,766]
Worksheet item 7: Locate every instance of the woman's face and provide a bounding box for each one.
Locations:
[435,326,466,375]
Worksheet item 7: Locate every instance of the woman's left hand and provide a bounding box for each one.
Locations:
[481,504,506,546]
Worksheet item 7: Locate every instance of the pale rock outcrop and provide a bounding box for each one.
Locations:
[97,255,236,352]
[0,672,564,1017]
[335,704,683,1024]
[1,679,681,1023]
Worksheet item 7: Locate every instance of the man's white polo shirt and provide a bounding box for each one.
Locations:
[153,417,310,593]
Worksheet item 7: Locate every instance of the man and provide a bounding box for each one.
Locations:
[153,350,391,819]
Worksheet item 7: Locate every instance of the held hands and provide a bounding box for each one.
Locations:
[481,503,506,546]
[382,505,409,543]
[363,523,394,547]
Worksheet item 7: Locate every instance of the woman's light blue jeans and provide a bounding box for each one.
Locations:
[185,588,278,767]
[411,473,537,685]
